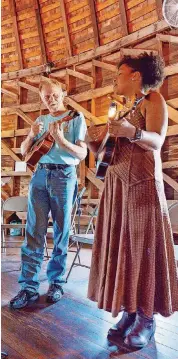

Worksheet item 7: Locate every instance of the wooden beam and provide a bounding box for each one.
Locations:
[2,128,29,138]
[92,60,117,72]
[167,105,178,124]
[66,69,94,84]
[65,97,105,124]
[167,125,178,137]
[118,0,128,36]
[85,167,104,191]
[12,148,21,154]
[1,88,18,100]
[8,0,23,68]
[1,141,23,162]
[1,65,45,81]
[1,189,9,199]
[163,173,178,192]
[1,103,43,115]
[120,48,158,57]
[15,109,34,126]
[18,81,39,94]
[60,0,72,57]
[34,0,47,64]
[156,34,178,44]
[162,161,178,169]
[1,20,169,81]
[88,0,100,47]
[1,171,31,177]
[164,63,178,77]
[155,0,163,20]
[71,85,114,103]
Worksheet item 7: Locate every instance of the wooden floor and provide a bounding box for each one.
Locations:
[1,237,178,359]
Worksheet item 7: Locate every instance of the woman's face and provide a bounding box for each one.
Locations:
[113,64,138,96]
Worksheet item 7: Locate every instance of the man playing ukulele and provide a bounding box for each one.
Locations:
[10,78,87,309]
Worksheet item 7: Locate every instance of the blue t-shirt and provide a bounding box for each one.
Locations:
[34,111,87,165]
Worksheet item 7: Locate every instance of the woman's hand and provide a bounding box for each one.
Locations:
[49,122,65,144]
[108,118,136,138]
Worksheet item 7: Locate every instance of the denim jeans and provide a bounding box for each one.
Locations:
[19,166,77,292]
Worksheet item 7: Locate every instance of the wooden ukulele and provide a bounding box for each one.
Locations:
[87,97,144,180]
[96,102,129,180]
[25,110,79,168]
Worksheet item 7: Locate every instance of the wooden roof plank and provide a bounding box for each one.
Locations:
[1,19,169,81]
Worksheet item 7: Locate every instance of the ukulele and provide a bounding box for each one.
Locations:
[25,110,79,168]
[89,96,144,180]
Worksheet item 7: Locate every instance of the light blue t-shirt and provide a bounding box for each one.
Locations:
[34,111,87,165]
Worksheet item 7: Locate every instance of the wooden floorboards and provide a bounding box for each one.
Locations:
[1,241,178,359]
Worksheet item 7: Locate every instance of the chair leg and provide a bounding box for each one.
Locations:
[66,243,82,282]
[44,236,50,260]
[1,229,6,254]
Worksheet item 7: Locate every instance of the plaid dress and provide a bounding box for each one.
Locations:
[88,107,178,318]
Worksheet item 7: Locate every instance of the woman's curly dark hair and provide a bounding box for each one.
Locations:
[118,52,165,91]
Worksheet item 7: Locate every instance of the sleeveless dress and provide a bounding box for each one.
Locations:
[87,105,178,318]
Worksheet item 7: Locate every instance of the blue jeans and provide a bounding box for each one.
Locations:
[19,166,77,292]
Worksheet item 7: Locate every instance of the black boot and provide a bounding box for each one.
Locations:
[107,311,136,339]
[124,312,156,348]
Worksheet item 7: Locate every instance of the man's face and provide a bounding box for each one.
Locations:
[40,84,64,113]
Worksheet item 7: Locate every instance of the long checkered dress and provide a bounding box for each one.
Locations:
[87,106,178,318]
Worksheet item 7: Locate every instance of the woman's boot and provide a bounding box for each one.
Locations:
[107,311,136,338]
[124,311,156,348]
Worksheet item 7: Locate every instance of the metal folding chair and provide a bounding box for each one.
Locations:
[66,204,98,282]
[1,196,28,253]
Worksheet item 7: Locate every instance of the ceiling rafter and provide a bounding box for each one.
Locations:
[34,0,47,64]
[8,0,23,69]
[118,0,128,36]
[60,0,72,57]
[88,0,100,47]
[155,0,163,20]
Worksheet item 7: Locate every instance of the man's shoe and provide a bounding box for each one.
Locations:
[107,311,136,339]
[46,284,64,303]
[9,290,39,309]
[124,313,156,348]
